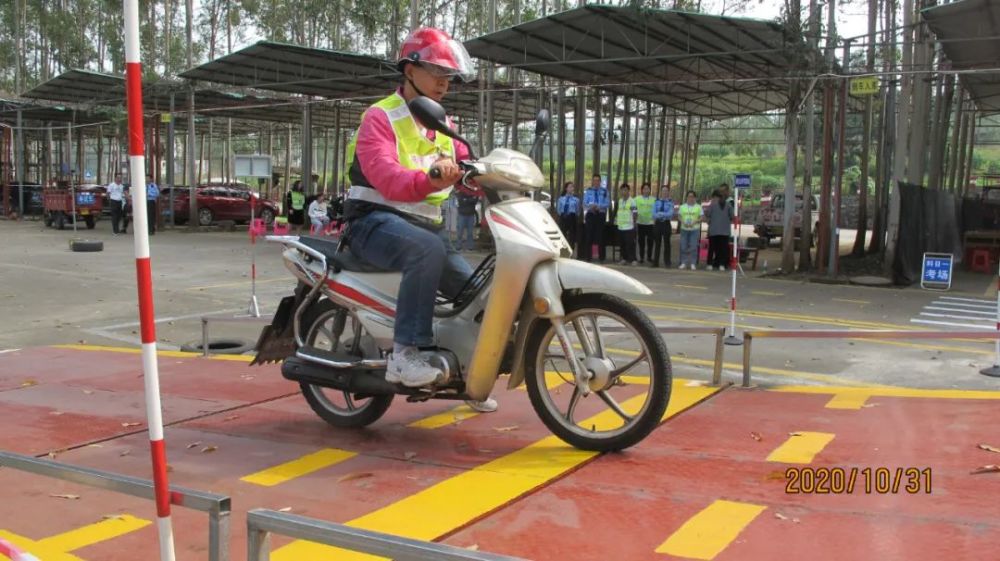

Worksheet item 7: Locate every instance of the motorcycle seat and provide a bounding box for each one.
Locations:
[298,236,394,274]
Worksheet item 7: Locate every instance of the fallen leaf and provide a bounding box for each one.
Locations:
[971,464,1000,475]
[50,411,64,416]
[493,425,519,432]
[87,444,103,448]
[750,431,763,442]
[200,446,218,453]
[83,390,94,395]
[223,415,240,422]
[119,450,131,457]
[788,432,803,437]
[101,514,126,521]
[278,507,293,513]
[861,403,880,408]
[337,472,374,483]
[774,512,789,520]
[403,451,417,461]
[121,422,142,428]
[166,464,174,472]
[50,494,80,500]
[20,379,37,388]
[466,545,480,551]
[685,380,706,387]
[186,442,202,449]
[764,470,785,481]
[978,444,1000,454]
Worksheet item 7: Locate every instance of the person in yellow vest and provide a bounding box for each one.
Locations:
[635,182,656,265]
[341,27,497,412]
[615,183,639,265]
[285,180,306,234]
[677,190,704,269]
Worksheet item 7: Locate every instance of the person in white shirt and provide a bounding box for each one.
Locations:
[106,173,125,235]
[308,193,331,234]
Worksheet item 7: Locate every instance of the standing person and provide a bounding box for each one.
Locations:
[285,180,306,234]
[582,174,610,263]
[106,173,125,235]
[652,185,675,268]
[455,190,479,251]
[121,185,132,234]
[145,173,159,235]
[308,193,331,233]
[635,182,656,264]
[615,183,638,265]
[677,190,704,270]
[341,27,497,412]
[706,190,735,270]
[556,181,580,252]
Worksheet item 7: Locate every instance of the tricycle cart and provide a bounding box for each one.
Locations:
[43,182,103,230]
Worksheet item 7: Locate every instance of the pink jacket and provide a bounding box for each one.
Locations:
[353,92,471,203]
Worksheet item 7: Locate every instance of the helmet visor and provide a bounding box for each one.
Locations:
[414,39,476,82]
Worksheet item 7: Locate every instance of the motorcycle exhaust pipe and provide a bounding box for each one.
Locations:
[295,349,386,369]
[281,357,411,395]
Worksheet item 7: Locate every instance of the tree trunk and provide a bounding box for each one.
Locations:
[851,0,878,256]
[885,0,911,273]
[947,89,965,192]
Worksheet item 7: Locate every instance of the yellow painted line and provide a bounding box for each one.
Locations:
[636,299,919,330]
[770,384,1000,401]
[656,499,767,560]
[766,431,836,464]
[832,298,870,304]
[408,405,481,429]
[0,515,151,561]
[272,380,721,560]
[751,290,783,296]
[53,344,254,362]
[674,284,708,290]
[241,448,357,487]
[825,393,870,409]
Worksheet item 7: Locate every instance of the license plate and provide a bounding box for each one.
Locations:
[80,210,89,215]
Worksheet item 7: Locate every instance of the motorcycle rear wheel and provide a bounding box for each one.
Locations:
[524,293,672,452]
[299,299,394,428]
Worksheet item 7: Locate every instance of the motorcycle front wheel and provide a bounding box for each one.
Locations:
[299,299,394,428]
[524,293,672,452]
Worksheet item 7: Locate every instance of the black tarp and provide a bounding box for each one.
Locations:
[893,182,964,284]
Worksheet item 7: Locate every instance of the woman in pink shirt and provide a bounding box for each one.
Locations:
[341,28,496,412]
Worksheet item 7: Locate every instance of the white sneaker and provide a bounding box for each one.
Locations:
[386,347,444,387]
[465,397,499,412]
[679,264,687,270]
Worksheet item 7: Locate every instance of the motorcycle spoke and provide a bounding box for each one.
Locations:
[588,314,607,358]
[610,352,647,378]
[597,390,634,422]
[343,392,356,411]
[565,386,582,422]
[571,318,596,358]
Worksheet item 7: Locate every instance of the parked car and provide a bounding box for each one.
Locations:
[754,193,820,247]
[3,182,44,216]
[167,183,279,226]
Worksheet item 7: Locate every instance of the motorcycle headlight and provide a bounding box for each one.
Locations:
[481,148,545,189]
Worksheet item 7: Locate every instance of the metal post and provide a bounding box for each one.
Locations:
[712,328,725,386]
[247,526,270,561]
[302,104,313,194]
[15,109,24,217]
[725,186,742,346]
[741,334,753,387]
[208,508,230,561]
[248,195,260,317]
[188,87,197,227]
[168,93,175,225]
[981,267,1000,377]
[202,317,210,358]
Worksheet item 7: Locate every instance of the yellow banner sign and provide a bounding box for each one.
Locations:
[849,77,880,96]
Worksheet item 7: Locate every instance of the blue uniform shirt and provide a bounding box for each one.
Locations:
[146,182,159,201]
[654,199,674,221]
[583,187,610,214]
[557,194,580,217]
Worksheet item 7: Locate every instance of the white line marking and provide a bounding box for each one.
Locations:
[97,309,243,331]
[919,312,995,322]
[81,328,182,351]
[910,319,997,330]
[930,301,997,310]
[0,349,21,355]
[925,306,996,316]
[939,296,996,304]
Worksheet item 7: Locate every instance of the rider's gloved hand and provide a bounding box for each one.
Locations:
[428,158,462,190]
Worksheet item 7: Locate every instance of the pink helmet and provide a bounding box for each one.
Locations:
[397,27,475,82]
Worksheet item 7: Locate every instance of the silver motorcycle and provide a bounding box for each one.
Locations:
[252,97,672,452]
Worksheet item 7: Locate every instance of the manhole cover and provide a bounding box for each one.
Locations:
[849,275,893,287]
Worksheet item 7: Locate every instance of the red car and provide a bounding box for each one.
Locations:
[168,183,279,226]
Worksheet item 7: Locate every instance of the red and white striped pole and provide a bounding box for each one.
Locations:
[725,186,743,345]
[0,538,40,561]
[123,2,176,560]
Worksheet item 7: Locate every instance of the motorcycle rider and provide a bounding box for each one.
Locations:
[341,27,497,412]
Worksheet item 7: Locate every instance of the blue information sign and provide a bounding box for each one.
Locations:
[734,173,752,190]
[921,253,953,290]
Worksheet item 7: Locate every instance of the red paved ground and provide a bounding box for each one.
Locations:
[2,347,999,561]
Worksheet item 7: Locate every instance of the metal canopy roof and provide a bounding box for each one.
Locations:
[20,69,126,106]
[465,5,807,118]
[923,0,1000,115]
[0,98,117,126]
[179,41,399,98]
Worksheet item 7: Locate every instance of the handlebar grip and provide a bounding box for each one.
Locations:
[429,167,442,179]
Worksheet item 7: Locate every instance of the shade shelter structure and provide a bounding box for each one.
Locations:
[923,0,1000,116]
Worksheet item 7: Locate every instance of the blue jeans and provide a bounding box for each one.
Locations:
[348,211,473,347]
[456,213,477,251]
[680,229,700,266]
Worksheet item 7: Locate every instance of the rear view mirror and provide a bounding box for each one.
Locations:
[409,96,452,137]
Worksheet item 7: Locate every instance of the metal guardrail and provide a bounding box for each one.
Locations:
[247,509,527,561]
[0,451,231,561]
[741,329,1000,387]
[201,313,273,357]
[659,326,727,385]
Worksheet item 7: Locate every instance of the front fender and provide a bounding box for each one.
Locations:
[506,258,651,390]
[555,258,653,296]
